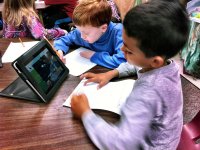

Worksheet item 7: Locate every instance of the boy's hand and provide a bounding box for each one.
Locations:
[62,29,68,34]
[70,94,91,118]
[57,50,65,62]
[80,71,117,89]
[80,50,95,59]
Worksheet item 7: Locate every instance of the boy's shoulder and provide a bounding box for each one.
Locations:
[108,22,123,35]
[138,61,180,88]
[110,22,123,29]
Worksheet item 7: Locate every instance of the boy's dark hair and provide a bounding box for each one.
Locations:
[123,0,190,59]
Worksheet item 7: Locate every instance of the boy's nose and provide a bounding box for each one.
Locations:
[121,45,126,54]
[121,46,127,59]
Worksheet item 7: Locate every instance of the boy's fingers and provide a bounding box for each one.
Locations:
[80,73,91,79]
[70,95,76,105]
[84,78,97,85]
[71,94,81,106]
[81,73,97,81]
[98,81,106,89]
[83,72,95,78]
[61,57,66,63]
[80,74,85,79]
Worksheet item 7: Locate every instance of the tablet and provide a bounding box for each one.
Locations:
[11,39,69,102]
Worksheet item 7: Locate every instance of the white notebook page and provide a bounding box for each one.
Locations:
[2,41,39,63]
[64,47,97,76]
[63,79,135,115]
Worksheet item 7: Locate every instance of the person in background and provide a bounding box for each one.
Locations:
[44,0,77,20]
[70,0,189,149]
[54,0,126,69]
[42,0,77,31]
[114,0,147,20]
[113,0,188,21]
[43,0,120,31]
[2,0,66,39]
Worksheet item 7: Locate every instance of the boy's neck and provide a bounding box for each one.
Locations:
[140,60,168,73]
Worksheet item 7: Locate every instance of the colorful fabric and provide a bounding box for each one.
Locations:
[2,16,65,39]
[108,0,121,21]
[187,0,200,14]
[134,0,148,6]
[181,19,200,78]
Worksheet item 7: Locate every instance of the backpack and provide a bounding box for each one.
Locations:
[181,18,200,79]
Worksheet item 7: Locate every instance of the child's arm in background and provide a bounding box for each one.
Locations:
[28,16,66,39]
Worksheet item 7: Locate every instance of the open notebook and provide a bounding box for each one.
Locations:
[2,41,39,63]
[64,47,97,76]
[63,79,135,115]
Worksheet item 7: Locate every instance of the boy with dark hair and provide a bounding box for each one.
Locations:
[70,0,189,149]
[54,0,126,69]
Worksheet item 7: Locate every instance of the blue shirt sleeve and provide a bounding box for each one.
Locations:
[53,29,82,54]
[90,26,126,69]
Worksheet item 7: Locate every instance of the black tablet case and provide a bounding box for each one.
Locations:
[0,77,41,102]
[0,39,69,102]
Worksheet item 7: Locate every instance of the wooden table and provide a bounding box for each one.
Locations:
[0,38,119,150]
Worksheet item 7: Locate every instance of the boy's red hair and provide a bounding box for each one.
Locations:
[73,0,112,27]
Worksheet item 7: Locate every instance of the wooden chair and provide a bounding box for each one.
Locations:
[177,110,200,150]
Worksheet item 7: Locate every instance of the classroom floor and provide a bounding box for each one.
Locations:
[182,76,200,124]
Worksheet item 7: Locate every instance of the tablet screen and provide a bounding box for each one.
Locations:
[12,39,69,102]
[25,47,65,94]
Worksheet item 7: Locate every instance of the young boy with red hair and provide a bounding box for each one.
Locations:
[54,0,126,69]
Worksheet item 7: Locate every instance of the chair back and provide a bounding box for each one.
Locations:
[177,110,200,150]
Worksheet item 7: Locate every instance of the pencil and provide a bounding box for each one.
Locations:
[43,36,59,55]
[43,36,65,62]
[18,38,25,47]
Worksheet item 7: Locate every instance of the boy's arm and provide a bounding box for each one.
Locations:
[90,49,126,69]
[81,85,157,150]
[81,62,137,89]
[53,29,80,54]
[116,62,138,78]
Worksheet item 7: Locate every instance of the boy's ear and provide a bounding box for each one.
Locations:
[100,24,108,33]
[151,56,165,68]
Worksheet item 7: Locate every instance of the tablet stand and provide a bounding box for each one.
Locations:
[0,77,41,102]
